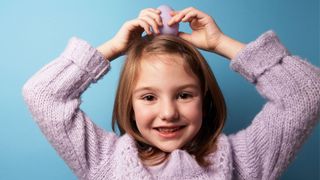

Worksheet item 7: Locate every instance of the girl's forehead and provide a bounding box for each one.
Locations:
[137,53,199,83]
[140,53,185,66]
[139,53,198,77]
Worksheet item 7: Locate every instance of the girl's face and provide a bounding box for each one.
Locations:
[132,54,203,152]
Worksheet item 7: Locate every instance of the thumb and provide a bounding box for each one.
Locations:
[178,32,192,43]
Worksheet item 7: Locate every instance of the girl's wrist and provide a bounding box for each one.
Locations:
[214,34,245,60]
[97,39,121,61]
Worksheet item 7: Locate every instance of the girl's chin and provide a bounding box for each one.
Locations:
[158,146,180,153]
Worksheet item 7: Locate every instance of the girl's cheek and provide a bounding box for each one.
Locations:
[182,99,203,121]
[133,103,156,122]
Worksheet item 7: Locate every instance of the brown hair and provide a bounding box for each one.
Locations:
[112,35,227,167]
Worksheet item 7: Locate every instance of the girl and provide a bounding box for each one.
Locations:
[22,7,320,180]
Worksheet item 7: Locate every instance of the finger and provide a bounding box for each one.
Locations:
[123,19,147,35]
[181,11,197,22]
[177,32,192,42]
[145,10,163,26]
[168,12,184,26]
[168,11,181,25]
[170,11,178,16]
[139,8,162,26]
[140,15,160,34]
[168,7,205,25]
[139,8,161,16]
[139,19,153,35]
[130,19,152,35]
[142,8,161,14]
[168,8,193,25]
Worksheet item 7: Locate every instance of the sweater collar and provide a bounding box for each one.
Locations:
[114,134,209,179]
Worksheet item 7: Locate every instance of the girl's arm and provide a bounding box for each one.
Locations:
[22,38,116,178]
[170,7,320,179]
[228,31,320,179]
[22,8,165,178]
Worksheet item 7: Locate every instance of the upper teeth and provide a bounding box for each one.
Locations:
[157,127,180,132]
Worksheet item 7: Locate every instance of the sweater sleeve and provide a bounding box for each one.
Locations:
[22,37,118,179]
[228,31,320,179]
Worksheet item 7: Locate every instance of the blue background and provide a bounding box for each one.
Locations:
[0,0,319,179]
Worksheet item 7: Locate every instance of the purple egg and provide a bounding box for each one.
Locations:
[157,5,179,35]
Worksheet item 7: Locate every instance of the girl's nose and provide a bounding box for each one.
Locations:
[159,99,179,121]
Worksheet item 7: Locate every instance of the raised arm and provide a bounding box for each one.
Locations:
[22,38,118,178]
[229,31,320,179]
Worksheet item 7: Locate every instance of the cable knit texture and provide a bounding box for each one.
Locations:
[22,31,320,180]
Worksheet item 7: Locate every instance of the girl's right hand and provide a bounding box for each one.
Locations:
[97,8,163,61]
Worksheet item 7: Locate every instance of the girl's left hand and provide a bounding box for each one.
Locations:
[168,7,224,52]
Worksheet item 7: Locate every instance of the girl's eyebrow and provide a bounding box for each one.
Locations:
[133,84,200,95]
[133,87,158,95]
[176,84,200,91]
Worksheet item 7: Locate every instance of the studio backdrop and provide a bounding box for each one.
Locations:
[0,0,318,179]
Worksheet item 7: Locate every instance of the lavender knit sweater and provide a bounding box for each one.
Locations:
[22,31,320,180]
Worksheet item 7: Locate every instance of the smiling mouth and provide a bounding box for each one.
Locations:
[154,126,186,133]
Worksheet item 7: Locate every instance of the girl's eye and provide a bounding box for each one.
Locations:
[177,92,192,100]
[142,95,156,101]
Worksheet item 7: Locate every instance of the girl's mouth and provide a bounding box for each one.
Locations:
[153,126,186,138]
